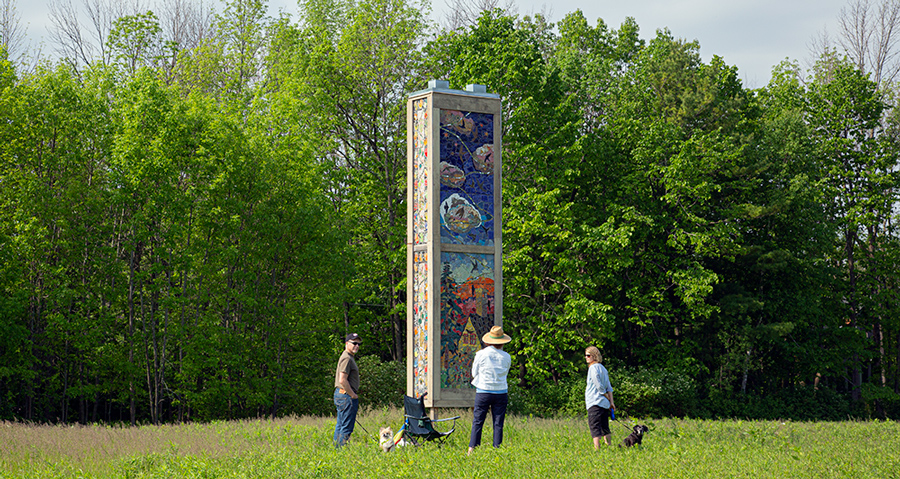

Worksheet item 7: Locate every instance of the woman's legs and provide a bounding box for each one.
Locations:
[469,393,509,451]
[469,393,490,449]
[490,393,508,448]
[587,405,611,450]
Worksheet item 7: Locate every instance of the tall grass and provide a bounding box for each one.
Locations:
[2,410,898,478]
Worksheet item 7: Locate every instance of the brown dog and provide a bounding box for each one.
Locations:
[620,425,649,447]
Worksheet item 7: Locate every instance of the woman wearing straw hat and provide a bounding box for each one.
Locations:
[468,325,512,454]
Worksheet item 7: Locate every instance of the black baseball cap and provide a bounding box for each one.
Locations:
[345,333,361,343]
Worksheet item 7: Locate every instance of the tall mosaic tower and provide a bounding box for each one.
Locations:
[406,81,502,408]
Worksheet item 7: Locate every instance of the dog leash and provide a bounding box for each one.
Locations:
[354,418,380,444]
[612,410,636,433]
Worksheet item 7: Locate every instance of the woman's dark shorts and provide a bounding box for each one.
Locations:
[588,405,611,437]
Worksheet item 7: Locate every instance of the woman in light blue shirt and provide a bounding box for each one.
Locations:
[585,346,615,449]
[468,326,512,454]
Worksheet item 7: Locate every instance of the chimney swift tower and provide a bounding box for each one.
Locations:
[407,81,503,408]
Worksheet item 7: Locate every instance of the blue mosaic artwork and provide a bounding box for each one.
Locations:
[439,110,495,246]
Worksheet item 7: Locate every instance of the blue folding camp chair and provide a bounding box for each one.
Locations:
[397,393,460,446]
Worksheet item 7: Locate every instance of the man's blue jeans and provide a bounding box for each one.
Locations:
[333,388,359,447]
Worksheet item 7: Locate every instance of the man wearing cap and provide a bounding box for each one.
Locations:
[468,325,512,454]
[333,333,361,447]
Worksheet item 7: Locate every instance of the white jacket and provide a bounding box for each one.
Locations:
[470,346,511,391]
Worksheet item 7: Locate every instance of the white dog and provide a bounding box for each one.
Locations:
[379,427,408,452]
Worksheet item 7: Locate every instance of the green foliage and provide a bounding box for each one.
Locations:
[278,0,429,361]
[355,356,405,410]
[2,0,900,426]
[860,382,900,419]
[0,233,28,420]
[803,56,900,401]
[215,0,268,98]
[108,11,168,75]
[0,38,347,422]
[0,44,15,88]
[612,367,699,418]
[506,377,583,417]
[506,367,698,419]
[702,386,852,421]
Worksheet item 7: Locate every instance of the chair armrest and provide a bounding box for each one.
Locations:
[403,414,460,423]
[431,416,461,423]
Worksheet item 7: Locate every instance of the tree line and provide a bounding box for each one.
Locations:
[0,0,898,423]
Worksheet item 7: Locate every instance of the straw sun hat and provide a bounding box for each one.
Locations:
[482,325,511,345]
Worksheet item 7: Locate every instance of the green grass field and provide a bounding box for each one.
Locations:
[2,409,899,478]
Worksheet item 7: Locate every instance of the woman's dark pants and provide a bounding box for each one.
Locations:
[469,392,508,448]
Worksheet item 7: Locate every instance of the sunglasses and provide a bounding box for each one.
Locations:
[350,341,362,346]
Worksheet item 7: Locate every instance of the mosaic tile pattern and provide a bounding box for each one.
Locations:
[439,110,495,246]
[413,250,429,397]
[439,251,495,389]
[413,99,429,245]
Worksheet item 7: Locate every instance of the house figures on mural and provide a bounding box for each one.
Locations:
[441,318,480,387]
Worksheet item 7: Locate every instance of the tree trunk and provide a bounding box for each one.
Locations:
[847,229,862,402]
[128,245,138,426]
[874,322,885,386]
[741,349,751,394]
[391,273,403,361]
[896,331,900,394]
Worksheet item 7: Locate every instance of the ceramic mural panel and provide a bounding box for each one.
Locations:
[439,251,495,389]
[413,99,429,245]
[439,110,495,246]
[413,250,429,397]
